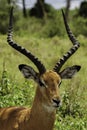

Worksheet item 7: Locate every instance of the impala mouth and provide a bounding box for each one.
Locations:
[52,99,61,108]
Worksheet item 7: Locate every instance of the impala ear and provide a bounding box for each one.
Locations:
[59,65,81,79]
[18,64,39,82]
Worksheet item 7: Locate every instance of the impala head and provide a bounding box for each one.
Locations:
[7,7,81,109]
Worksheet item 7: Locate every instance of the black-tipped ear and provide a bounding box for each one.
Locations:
[59,65,81,79]
[18,64,38,81]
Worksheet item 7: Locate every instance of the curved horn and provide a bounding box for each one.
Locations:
[53,10,80,73]
[7,7,46,75]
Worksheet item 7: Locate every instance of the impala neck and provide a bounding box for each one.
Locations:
[28,87,56,130]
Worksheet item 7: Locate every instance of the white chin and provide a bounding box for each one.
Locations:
[43,104,56,112]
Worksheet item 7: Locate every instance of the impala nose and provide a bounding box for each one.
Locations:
[52,98,61,107]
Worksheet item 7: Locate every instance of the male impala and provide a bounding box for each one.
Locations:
[0,7,81,130]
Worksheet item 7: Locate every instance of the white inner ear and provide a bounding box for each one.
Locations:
[19,64,38,80]
[60,65,81,79]
[21,68,33,79]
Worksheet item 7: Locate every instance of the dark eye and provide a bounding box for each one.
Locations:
[59,81,62,87]
[39,80,45,87]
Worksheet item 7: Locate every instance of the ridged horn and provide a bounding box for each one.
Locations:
[53,10,80,73]
[7,7,46,75]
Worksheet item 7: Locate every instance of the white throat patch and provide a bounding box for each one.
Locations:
[42,104,56,113]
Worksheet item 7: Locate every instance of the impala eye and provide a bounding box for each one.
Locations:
[39,80,46,87]
[59,81,62,87]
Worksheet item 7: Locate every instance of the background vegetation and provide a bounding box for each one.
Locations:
[0,0,87,130]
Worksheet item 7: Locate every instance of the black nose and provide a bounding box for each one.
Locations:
[52,99,61,107]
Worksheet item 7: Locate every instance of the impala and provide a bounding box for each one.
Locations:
[0,7,81,130]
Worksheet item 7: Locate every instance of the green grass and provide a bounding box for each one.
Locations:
[0,34,87,80]
[0,34,87,129]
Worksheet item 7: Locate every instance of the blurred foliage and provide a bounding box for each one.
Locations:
[79,1,87,18]
[29,1,57,18]
[0,0,9,34]
[72,16,87,36]
[0,64,35,107]
[0,0,87,37]
[55,115,87,130]
[0,0,18,34]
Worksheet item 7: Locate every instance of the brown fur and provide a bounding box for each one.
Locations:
[0,71,61,130]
